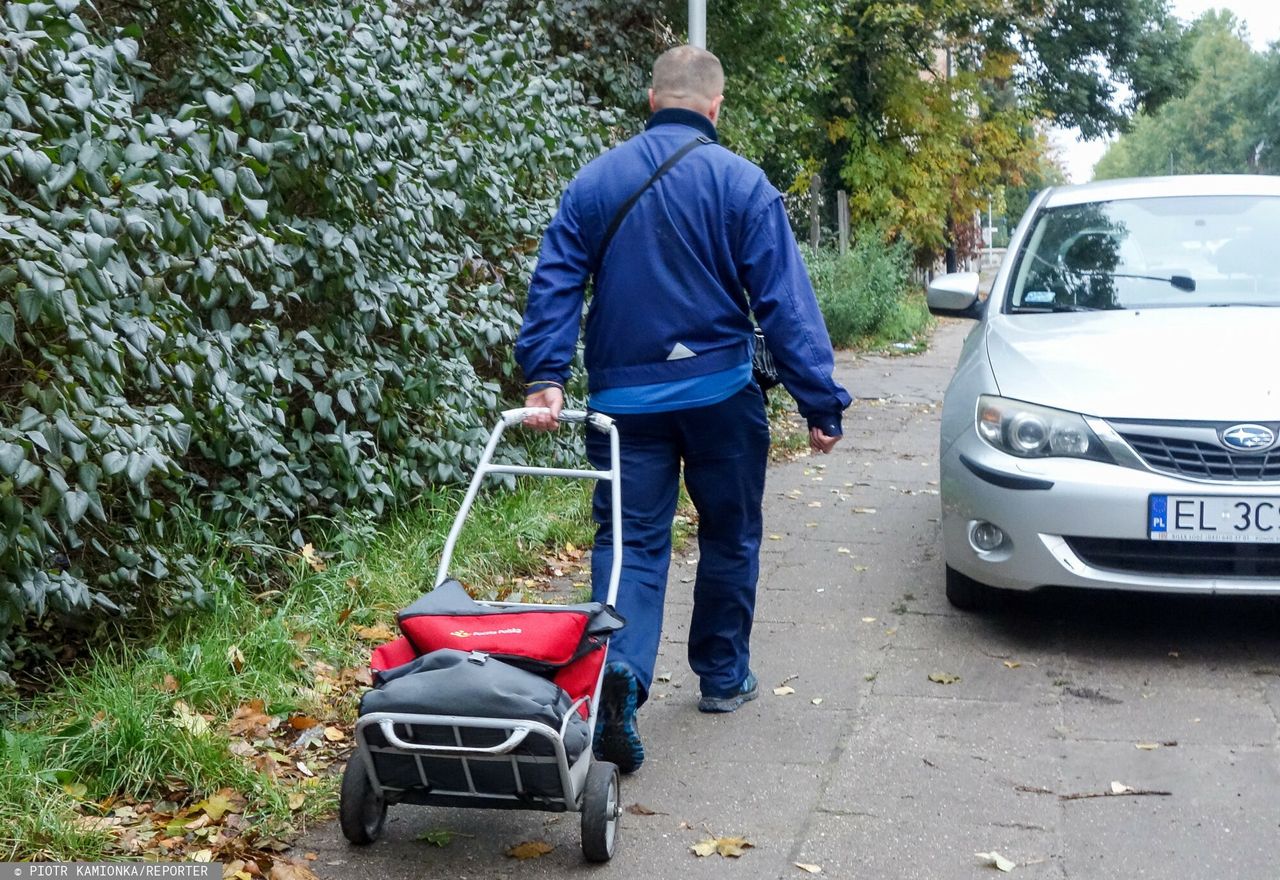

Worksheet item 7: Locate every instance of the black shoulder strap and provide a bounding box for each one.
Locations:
[593,135,712,273]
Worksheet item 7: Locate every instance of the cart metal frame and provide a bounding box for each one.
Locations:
[341,408,623,861]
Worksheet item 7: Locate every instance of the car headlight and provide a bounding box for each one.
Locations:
[976,395,1113,461]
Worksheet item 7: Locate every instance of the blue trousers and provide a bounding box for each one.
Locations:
[586,384,770,702]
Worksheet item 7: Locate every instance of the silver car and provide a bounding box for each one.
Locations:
[930,175,1280,609]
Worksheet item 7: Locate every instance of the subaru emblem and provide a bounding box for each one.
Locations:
[1220,424,1276,452]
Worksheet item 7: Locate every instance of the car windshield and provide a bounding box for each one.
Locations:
[1006,195,1280,312]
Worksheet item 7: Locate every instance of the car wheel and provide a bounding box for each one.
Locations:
[945,565,996,611]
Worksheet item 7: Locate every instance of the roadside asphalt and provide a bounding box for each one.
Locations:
[302,319,1280,879]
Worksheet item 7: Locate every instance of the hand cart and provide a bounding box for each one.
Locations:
[339,408,624,862]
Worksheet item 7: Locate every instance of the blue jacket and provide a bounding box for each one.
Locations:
[516,109,851,433]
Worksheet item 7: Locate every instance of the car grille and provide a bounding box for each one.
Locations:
[1065,536,1280,577]
[1117,433,1280,481]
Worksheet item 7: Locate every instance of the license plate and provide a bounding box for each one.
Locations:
[1149,495,1280,542]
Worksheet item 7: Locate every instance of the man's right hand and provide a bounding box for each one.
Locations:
[810,427,840,454]
[523,387,565,431]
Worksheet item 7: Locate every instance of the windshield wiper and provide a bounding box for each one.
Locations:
[1029,256,1196,291]
[1014,304,1106,313]
[1072,269,1196,292]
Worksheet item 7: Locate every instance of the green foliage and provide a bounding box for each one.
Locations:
[815,0,1186,258]
[1095,11,1265,179]
[0,476,595,859]
[0,0,620,666]
[804,233,914,348]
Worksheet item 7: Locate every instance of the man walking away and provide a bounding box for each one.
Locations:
[515,45,850,773]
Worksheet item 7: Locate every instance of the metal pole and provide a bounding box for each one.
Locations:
[689,0,706,48]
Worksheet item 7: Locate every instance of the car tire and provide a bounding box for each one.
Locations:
[945,565,996,611]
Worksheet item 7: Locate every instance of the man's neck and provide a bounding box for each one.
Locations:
[646,108,718,142]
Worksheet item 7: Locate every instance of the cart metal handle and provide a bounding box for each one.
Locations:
[377,720,531,755]
[502,407,614,432]
[434,407,623,607]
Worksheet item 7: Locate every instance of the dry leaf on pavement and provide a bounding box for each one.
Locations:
[794,863,823,874]
[626,803,666,816]
[269,860,319,880]
[506,840,554,859]
[928,673,961,685]
[691,836,754,858]
[1110,781,1134,794]
[975,851,1016,872]
[773,685,796,696]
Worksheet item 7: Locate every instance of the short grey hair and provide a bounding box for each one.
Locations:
[651,45,724,103]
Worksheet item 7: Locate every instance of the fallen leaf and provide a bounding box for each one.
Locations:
[300,543,327,573]
[975,851,1016,872]
[227,645,246,674]
[336,608,353,625]
[811,697,823,706]
[506,840,554,859]
[160,674,180,693]
[352,624,397,642]
[229,700,275,737]
[837,547,851,554]
[807,501,822,508]
[288,714,320,731]
[691,836,754,858]
[195,790,241,822]
[269,860,319,880]
[1110,781,1134,794]
[1003,660,1021,669]
[854,565,869,572]
[1135,742,1161,750]
[794,864,823,874]
[296,762,314,778]
[928,673,961,685]
[418,829,460,847]
[852,507,877,514]
[323,726,346,742]
[626,803,666,816]
[172,701,210,737]
[286,791,307,811]
[773,685,796,696]
[768,534,782,541]
[345,577,361,590]
[191,850,214,863]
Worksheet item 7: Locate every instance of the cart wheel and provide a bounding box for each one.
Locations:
[339,755,387,845]
[581,760,620,862]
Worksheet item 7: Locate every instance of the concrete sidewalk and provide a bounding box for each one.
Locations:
[303,319,1280,879]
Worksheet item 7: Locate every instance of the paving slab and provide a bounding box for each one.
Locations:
[301,319,1280,879]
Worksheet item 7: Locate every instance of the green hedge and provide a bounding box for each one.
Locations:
[804,233,914,347]
[0,0,623,670]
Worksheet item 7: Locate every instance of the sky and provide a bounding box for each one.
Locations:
[1051,0,1280,183]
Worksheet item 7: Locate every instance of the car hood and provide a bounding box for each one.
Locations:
[986,308,1280,421]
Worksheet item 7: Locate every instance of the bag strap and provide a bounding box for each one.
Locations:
[593,135,712,273]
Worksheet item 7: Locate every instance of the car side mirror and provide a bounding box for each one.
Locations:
[927,272,983,319]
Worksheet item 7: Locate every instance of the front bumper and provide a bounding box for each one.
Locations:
[941,432,1280,595]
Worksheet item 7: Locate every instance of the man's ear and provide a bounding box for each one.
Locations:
[708,94,724,125]
[648,89,658,113]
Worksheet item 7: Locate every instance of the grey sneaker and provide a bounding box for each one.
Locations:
[697,671,760,713]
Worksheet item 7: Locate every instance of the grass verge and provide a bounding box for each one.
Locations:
[0,478,595,864]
